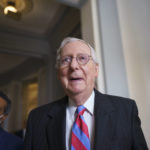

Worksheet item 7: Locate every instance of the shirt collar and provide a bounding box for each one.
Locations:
[68,90,95,118]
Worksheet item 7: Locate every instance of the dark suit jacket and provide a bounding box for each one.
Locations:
[23,90,148,150]
[0,127,23,150]
[14,129,26,139]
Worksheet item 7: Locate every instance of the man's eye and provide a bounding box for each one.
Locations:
[80,56,86,60]
[78,55,87,61]
[62,57,71,63]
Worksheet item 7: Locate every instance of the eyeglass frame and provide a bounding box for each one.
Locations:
[58,53,93,67]
[0,113,5,119]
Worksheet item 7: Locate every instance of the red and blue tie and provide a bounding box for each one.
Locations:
[71,105,91,150]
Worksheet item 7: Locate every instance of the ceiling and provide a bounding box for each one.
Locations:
[0,0,64,78]
[0,0,81,86]
[0,0,63,37]
[0,53,27,74]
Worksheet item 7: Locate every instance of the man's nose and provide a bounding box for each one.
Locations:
[70,57,79,70]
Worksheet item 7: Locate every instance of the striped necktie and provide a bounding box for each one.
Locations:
[71,105,91,150]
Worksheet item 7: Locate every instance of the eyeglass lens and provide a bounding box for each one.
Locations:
[60,54,91,66]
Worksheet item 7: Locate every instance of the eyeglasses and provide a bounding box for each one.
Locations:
[0,113,4,119]
[59,54,92,67]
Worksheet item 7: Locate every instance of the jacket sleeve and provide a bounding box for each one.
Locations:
[131,101,148,150]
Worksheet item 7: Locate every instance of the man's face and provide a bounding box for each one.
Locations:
[58,40,99,97]
[0,97,7,124]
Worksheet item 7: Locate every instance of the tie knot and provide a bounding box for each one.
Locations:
[77,105,86,115]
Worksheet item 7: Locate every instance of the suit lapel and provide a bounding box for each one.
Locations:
[45,91,116,150]
[46,97,68,150]
[94,90,116,150]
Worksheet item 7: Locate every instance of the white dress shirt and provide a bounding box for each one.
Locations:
[66,91,95,150]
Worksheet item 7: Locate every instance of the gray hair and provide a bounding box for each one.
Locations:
[55,37,98,68]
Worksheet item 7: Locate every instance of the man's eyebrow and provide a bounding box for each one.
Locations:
[61,53,89,56]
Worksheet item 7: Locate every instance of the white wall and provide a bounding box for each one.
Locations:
[97,0,129,97]
[81,0,149,147]
[117,0,150,147]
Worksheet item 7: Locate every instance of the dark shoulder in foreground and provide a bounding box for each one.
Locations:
[0,128,23,150]
[29,96,68,115]
[95,89,136,105]
[106,93,134,103]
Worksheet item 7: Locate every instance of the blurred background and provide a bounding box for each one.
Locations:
[0,0,149,148]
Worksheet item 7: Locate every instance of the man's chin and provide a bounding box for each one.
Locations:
[66,87,84,95]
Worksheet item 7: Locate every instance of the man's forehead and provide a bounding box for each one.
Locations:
[63,40,90,48]
[61,40,91,55]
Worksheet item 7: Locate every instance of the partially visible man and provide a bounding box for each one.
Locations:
[23,37,148,150]
[0,91,23,150]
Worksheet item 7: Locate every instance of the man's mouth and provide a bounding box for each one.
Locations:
[70,77,83,81]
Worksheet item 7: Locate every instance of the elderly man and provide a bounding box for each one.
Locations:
[23,37,148,150]
[0,91,23,150]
